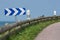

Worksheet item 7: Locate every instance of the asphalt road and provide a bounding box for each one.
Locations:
[35,22,60,40]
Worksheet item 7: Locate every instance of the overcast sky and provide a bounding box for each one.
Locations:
[0,0,60,21]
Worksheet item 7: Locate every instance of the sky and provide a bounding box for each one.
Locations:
[0,0,60,22]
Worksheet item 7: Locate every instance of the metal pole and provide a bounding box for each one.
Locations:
[15,16,17,23]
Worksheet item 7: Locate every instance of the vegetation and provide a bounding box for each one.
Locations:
[8,19,60,40]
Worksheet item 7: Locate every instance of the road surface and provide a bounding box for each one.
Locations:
[35,22,60,40]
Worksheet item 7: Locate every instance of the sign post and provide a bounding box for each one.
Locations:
[14,16,18,23]
[54,10,56,16]
[26,9,31,20]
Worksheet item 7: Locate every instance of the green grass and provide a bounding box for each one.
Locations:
[8,19,60,40]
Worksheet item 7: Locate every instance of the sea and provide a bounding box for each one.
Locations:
[0,21,15,27]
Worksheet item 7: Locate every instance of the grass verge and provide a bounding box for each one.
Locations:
[8,19,60,40]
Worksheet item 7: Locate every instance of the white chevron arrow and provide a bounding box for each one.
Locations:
[5,8,11,16]
[19,8,25,15]
[12,8,18,16]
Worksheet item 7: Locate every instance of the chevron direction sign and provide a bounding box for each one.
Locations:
[4,8,26,16]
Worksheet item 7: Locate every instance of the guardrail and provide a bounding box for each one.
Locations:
[0,16,60,40]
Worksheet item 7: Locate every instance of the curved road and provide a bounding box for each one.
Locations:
[35,22,60,40]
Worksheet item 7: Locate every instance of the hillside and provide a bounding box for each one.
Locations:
[8,19,60,40]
